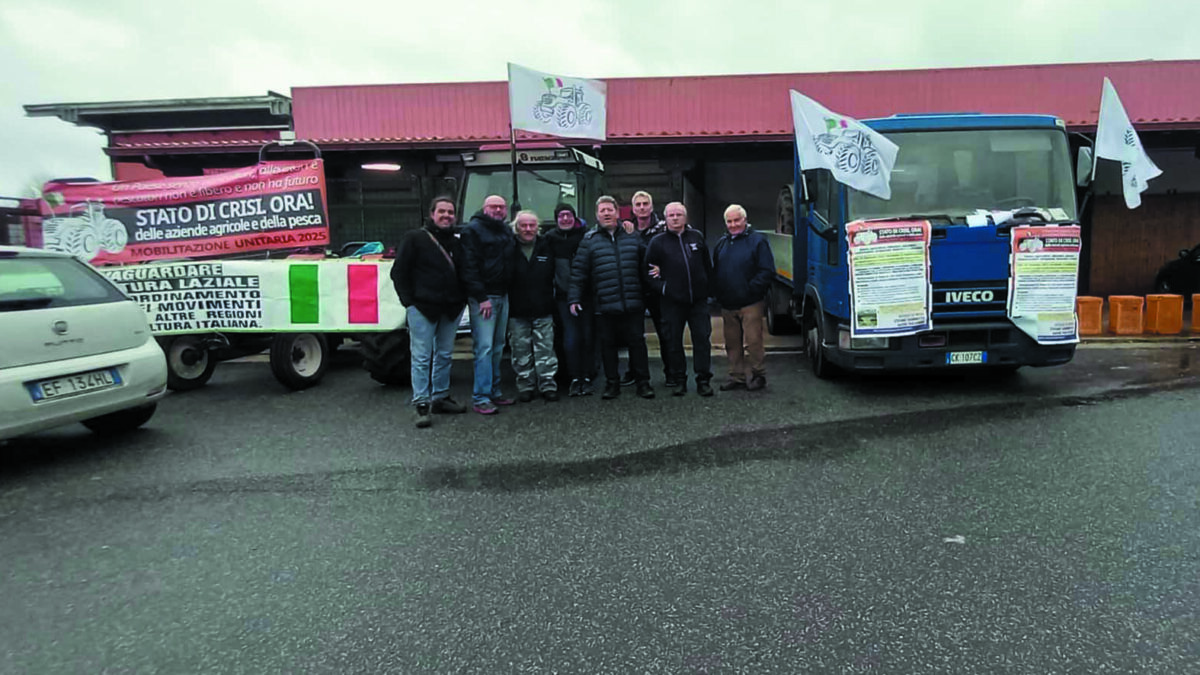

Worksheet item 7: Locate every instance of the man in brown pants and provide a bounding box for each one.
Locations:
[711,204,775,391]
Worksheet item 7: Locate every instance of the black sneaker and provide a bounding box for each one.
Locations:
[672,382,687,397]
[431,397,467,414]
[602,381,621,399]
[620,372,636,387]
[415,403,432,428]
[581,378,595,396]
[697,381,714,397]
[636,382,656,399]
[568,379,583,397]
[719,380,746,391]
[518,390,535,403]
[542,390,560,402]
[747,375,767,391]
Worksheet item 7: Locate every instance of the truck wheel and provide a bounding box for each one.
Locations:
[806,314,835,380]
[766,283,798,335]
[359,330,412,386]
[83,404,158,435]
[160,335,217,391]
[269,333,330,390]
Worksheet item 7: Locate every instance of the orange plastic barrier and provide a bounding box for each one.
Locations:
[1107,295,1144,335]
[1076,296,1103,336]
[1145,294,1184,335]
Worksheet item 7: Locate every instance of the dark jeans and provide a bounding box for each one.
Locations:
[659,297,713,384]
[645,293,670,381]
[555,300,596,381]
[596,312,650,384]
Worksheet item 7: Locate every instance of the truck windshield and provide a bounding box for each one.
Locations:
[848,129,1078,221]
[462,167,581,224]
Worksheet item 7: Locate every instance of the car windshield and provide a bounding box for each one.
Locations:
[0,256,126,311]
[848,128,1078,221]
[462,167,580,226]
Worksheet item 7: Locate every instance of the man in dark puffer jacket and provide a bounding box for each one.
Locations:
[507,210,559,402]
[568,195,655,400]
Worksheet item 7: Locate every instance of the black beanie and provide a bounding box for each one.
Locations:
[554,203,576,219]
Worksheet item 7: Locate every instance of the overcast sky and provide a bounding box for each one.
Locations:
[3,0,1198,195]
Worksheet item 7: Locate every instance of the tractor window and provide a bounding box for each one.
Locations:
[462,168,579,226]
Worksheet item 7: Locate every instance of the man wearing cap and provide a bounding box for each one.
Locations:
[546,203,596,396]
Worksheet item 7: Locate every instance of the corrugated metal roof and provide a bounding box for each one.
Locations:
[108,129,282,154]
[293,60,1200,145]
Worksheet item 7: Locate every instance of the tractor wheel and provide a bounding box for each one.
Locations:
[359,329,412,386]
[269,333,330,390]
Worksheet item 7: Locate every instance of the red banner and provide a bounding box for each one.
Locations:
[39,160,330,264]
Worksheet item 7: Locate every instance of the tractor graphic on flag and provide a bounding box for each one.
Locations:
[532,77,595,132]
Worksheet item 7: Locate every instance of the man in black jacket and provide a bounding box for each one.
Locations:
[508,210,559,402]
[646,202,714,397]
[461,194,516,415]
[546,203,595,397]
[391,195,468,427]
[568,195,655,400]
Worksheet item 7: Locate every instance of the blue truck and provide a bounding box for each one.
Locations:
[767,113,1087,377]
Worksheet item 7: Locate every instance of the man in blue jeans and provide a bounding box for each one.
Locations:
[391,195,468,428]
[461,194,516,414]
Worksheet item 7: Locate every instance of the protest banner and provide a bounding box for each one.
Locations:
[846,219,932,337]
[99,259,404,335]
[1007,225,1082,344]
[39,160,330,264]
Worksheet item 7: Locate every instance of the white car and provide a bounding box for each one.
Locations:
[0,246,168,440]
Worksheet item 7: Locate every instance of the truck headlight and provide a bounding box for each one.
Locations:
[839,328,889,350]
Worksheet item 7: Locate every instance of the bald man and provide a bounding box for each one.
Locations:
[461,195,516,414]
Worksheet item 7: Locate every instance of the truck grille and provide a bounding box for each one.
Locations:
[931,280,1008,323]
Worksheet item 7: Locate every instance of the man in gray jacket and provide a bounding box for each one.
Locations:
[568,195,655,400]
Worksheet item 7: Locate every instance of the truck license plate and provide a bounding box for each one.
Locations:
[946,351,987,365]
[29,368,122,402]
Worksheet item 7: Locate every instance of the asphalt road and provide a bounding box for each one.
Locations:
[2,346,1200,673]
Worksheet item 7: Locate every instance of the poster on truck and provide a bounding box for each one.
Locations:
[1007,225,1081,344]
[99,259,405,336]
[39,160,330,265]
[846,219,932,338]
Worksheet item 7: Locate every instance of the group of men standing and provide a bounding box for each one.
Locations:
[391,191,775,428]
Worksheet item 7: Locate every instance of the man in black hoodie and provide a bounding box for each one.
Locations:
[646,202,714,397]
[546,203,596,397]
[391,195,468,428]
[461,195,516,415]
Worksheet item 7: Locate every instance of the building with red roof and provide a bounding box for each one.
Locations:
[23,60,1200,296]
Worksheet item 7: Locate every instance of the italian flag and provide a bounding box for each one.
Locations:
[288,263,379,325]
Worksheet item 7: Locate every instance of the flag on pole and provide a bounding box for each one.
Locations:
[789,90,899,200]
[1094,77,1162,209]
[508,63,607,141]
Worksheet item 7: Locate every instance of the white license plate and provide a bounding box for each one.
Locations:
[946,351,987,365]
[29,368,122,402]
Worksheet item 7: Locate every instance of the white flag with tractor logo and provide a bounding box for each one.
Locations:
[1094,77,1162,209]
[508,63,607,141]
[789,90,899,200]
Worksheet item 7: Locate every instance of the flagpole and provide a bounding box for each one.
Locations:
[510,124,519,211]
[505,62,520,212]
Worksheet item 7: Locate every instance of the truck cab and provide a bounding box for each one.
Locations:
[458,144,604,229]
[791,113,1081,376]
